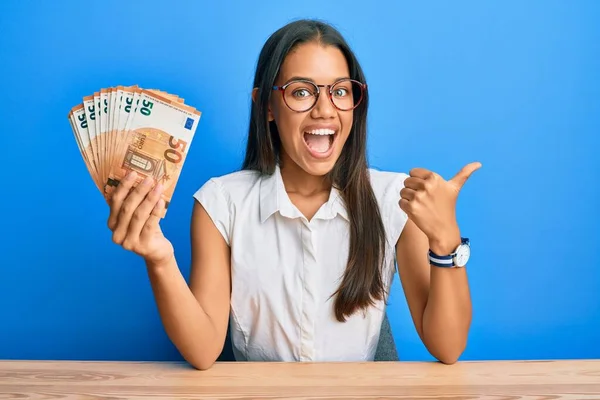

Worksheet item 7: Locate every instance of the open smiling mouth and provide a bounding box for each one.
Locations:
[303,128,337,157]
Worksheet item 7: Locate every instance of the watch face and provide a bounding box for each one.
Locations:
[454,244,470,267]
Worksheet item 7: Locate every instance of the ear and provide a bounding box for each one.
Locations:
[252,87,275,122]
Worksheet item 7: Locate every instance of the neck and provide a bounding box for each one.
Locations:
[279,154,331,196]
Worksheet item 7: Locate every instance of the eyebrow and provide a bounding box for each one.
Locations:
[284,76,351,84]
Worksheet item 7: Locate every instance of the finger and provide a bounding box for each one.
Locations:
[400,187,417,201]
[399,198,412,215]
[449,161,482,190]
[108,171,138,231]
[141,198,166,241]
[126,182,163,242]
[152,197,167,219]
[409,167,435,180]
[150,197,166,222]
[403,177,426,191]
[112,176,155,244]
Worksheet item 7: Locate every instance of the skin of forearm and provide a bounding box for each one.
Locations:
[146,256,223,370]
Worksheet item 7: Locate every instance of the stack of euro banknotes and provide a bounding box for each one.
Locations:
[67,85,201,216]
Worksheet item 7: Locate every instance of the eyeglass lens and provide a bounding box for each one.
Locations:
[283,80,363,112]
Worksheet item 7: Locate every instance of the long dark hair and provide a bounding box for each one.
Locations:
[242,19,387,322]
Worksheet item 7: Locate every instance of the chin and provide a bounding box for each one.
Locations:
[298,158,339,177]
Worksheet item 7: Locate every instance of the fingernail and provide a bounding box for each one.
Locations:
[126,170,137,181]
[142,176,153,186]
[154,183,163,192]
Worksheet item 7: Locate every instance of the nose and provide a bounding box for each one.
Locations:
[310,90,336,119]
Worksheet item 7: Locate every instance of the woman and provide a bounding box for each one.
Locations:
[107,19,480,370]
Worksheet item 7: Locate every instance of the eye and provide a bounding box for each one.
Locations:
[292,88,313,98]
[333,87,349,97]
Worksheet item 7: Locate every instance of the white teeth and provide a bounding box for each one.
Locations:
[305,129,335,135]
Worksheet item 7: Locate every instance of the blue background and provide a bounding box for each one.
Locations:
[1,0,598,362]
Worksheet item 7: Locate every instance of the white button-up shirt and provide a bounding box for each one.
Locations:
[193,165,408,361]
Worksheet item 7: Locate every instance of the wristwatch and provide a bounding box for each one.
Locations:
[428,237,470,268]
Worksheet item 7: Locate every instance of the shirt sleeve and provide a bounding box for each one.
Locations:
[193,178,232,246]
[385,172,409,247]
[370,169,409,247]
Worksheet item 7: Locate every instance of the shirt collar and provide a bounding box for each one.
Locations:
[259,164,349,223]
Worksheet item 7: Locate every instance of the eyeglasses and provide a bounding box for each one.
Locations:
[272,78,367,112]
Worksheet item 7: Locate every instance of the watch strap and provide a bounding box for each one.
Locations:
[428,237,469,268]
[428,252,455,268]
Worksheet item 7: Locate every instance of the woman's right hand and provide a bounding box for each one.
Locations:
[107,171,174,266]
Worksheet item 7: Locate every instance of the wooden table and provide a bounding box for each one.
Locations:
[1,359,599,399]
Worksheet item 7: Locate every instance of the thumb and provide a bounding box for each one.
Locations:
[449,162,482,190]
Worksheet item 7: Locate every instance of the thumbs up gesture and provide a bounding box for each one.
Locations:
[400,162,481,255]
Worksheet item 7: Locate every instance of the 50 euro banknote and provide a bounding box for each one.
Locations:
[103,89,201,215]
